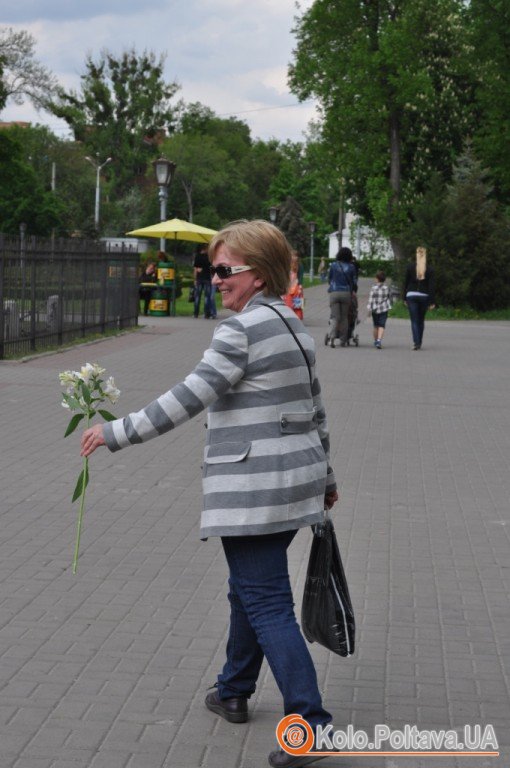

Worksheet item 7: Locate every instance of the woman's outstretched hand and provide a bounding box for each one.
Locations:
[80,424,106,457]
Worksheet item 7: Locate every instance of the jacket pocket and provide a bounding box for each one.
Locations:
[204,441,251,464]
[279,408,317,434]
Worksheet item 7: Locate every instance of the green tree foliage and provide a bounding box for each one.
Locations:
[48,48,179,194]
[241,138,283,218]
[403,149,510,310]
[0,27,57,111]
[267,136,340,256]
[0,129,64,235]
[275,196,310,258]
[289,0,471,257]
[156,132,248,227]
[469,0,510,204]
[7,124,99,237]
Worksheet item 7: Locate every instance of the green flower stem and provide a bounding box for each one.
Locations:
[72,413,90,574]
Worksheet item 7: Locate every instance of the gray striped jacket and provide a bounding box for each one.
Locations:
[103,293,336,539]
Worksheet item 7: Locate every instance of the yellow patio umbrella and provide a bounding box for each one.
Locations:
[127,217,217,243]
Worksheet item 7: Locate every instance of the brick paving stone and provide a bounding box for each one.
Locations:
[1,281,509,767]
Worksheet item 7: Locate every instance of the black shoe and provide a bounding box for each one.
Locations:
[205,689,248,723]
[268,749,327,768]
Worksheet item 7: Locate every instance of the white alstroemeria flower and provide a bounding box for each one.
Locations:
[103,377,121,404]
[79,363,96,382]
[59,362,120,573]
[92,363,106,377]
[59,370,77,385]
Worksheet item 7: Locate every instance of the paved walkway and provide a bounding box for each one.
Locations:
[0,280,509,768]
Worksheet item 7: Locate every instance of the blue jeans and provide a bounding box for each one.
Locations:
[407,295,429,345]
[217,531,331,729]
[194,281,212,317]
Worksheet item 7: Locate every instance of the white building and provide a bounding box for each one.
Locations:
[328,212,393,261]
[100,237,149,254]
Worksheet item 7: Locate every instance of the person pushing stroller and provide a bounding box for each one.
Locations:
[325,247,358,348]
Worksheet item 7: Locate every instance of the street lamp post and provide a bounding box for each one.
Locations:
[85,154,112,232]
[307,221,316,282]
[152,156,176,252]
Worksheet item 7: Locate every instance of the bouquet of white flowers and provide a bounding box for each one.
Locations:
[59,363,120,573]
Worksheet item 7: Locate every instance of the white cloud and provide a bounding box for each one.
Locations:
[0,0,316,141]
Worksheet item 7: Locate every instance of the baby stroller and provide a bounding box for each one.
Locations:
[324,293,360,347]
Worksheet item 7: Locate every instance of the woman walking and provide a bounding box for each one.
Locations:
[404,247,435,350]
[81,220,338,768]
[325,247,357,347]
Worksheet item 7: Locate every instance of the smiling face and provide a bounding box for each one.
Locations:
[211,243,265,313]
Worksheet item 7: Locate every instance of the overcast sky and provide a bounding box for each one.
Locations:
[1,0,318,142]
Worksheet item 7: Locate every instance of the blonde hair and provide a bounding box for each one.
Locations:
[416,247,427,280]
[208,219,291,296]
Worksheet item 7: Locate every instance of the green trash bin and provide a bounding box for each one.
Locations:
[156,259,176,316]
[148,288,169,316]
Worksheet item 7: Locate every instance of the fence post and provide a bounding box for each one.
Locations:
[58,247,64,345]
[30,240,36,351]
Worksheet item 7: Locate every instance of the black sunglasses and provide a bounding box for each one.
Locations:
[210,265,253,279]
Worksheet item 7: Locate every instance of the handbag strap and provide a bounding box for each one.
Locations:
[261,302,312,387]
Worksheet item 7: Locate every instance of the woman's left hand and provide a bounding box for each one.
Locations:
[80,424,106,457]
[324,490,339,509]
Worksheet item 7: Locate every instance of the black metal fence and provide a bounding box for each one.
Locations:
[0,234,139,360]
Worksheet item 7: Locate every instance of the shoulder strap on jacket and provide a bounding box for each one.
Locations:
[261,303,312,387]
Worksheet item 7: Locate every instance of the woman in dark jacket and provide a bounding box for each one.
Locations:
[325,247,357,347]
[404,246,435,350]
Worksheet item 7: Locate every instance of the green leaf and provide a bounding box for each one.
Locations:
[71,465,89,503]
[62,394,81,410]
[98,409,116,421]
[64,413,85,437]
[80,381,91,405]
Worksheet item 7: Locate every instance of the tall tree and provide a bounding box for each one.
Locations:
[289,0,472,259]
[48,48,179,193]
[8,124,100,237]
[157,132,248,227]
[0,27,57,111]
[402,149,510,310]
[0,128,64,235]
[276,196,310,258]
[469,0,510,204]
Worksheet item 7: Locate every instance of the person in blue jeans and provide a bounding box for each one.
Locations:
[80,220,338,768]
[193,245,213,318]
[404,247,435,350]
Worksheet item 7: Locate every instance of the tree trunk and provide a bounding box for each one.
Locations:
[389,110,403,261]
[181,179,193,222]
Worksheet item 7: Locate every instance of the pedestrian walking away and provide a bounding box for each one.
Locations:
[403,246,435,349]
[325,247,357,347]
[80,219,339,768]
[367,270,392,349]
[193,244,214,318]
